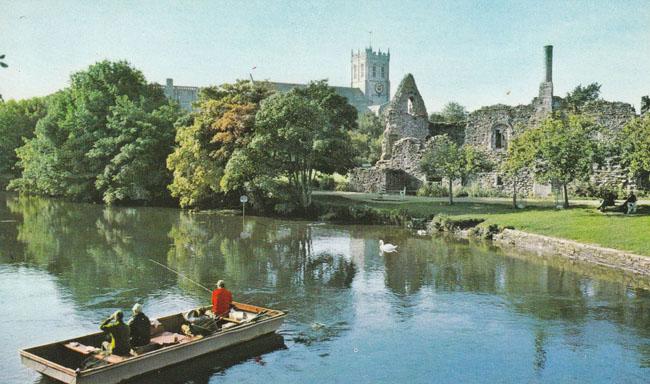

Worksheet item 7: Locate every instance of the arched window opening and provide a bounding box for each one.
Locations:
[492,125,508,150]
[353,65,357,79]
[408,96,414,115]
[372,65,377,78]
[381,66,385,78]
[495,130,503,149]
[496,176,503,186]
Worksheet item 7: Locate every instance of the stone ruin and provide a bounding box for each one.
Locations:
[349,74,431,193]
[350,45,645,196]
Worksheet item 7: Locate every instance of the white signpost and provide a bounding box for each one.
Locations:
[239,195,250,239]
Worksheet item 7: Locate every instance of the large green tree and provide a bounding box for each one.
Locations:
[10,60,180,204]
[619,114,650,183]
[419,134,492,204]
[565,83,601,113]
[222,82,357,209]
[429,102,468,124]
[0,97,47,187]
[512,115,600,208]
[166,80,273,208]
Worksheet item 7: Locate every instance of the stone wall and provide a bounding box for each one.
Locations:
[348,167,422,193]
[493,229,650,276]
[464,104,536,194]
[380,74,429,161]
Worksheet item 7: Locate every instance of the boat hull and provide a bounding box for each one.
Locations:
[20,304,285,384]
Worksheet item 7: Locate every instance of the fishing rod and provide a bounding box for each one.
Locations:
[149,259,211,293]
[149,259,275,322]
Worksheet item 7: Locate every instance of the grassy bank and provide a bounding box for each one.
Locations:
[313,192,650,256]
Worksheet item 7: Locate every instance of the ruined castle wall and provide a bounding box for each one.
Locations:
[385,138,426,181]
[349,168,387,193]
[464,104,536,194]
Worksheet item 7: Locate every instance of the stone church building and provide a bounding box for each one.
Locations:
[161,47,391,113]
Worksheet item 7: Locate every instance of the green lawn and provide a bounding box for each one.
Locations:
[313,192,650,256]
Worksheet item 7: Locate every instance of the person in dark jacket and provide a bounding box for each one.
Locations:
[128,303,151,347]
[100,310,131,356]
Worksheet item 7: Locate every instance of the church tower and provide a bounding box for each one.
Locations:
[351,47,390,105]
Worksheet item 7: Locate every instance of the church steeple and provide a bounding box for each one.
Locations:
[351,47,390,105]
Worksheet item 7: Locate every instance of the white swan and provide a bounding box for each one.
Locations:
[379,240,398,253]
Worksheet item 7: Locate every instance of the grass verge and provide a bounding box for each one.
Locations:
[313,192,650,256]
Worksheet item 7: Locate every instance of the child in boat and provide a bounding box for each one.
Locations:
[100,310,131,356]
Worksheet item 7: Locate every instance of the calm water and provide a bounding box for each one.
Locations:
[1,192,649,383]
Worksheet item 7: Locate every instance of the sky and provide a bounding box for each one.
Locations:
[1,0,649,112]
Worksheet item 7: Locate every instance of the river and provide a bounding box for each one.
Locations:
[0,192,649,383]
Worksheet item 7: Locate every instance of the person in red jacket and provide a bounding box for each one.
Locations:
[211,280,233,317]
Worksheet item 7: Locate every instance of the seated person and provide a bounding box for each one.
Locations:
[623,192,637,214]
[211,280,233,318]
[597,191,616,211]
[100,310,131,356]
[128,303,151,348]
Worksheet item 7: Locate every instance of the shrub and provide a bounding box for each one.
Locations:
[314,175,336,191]
[417,182,449,197]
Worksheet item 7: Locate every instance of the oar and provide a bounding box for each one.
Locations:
[149,259,211,293]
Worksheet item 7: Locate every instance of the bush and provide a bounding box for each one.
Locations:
[314,175,336,191]
[417,182,449,197]
[335,179,352,192]
[462,184,508,198]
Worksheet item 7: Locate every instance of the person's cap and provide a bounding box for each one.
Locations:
[114,310,124,320]
[132,303,143,314]
[216,280,225,288]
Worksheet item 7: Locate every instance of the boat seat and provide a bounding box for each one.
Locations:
[150,331,192,346]
[63,342,99,355]
[93,353,128,364]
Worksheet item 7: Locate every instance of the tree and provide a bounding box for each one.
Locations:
[419,135,492,204]
[10,60,179,204]
[223,82,358,210]
[429,102,468,124]
[351,112,383,165]
[515,115,600,208]
[89,96,182,204]
[565,83,601,113]
[501,124,535,208]
[619,114,650,182]
[166,80,273,208]
[0,97,47,187]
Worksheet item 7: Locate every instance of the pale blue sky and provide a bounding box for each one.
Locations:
[1,0,649,112]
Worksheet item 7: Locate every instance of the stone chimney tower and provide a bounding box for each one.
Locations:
[536,45,554,118]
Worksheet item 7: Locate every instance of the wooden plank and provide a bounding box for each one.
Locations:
[63,342,98,355]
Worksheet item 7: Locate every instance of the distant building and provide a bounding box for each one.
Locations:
[160,46,391,114]
[162,78,199,111]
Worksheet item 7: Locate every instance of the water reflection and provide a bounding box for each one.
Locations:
[2,193,650,383]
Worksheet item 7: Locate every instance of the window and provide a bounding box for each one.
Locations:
[360,64,364,78]
[407,97,414,115]
[496,176,503,186]
[372,65,377,78]
[381,66,385,78]
[353,65,357,79]
[492,125,508,150]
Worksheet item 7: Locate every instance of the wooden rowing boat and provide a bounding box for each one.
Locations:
[20,302,286,384]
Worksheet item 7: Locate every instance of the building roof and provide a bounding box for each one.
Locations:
[268,82,374,113]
